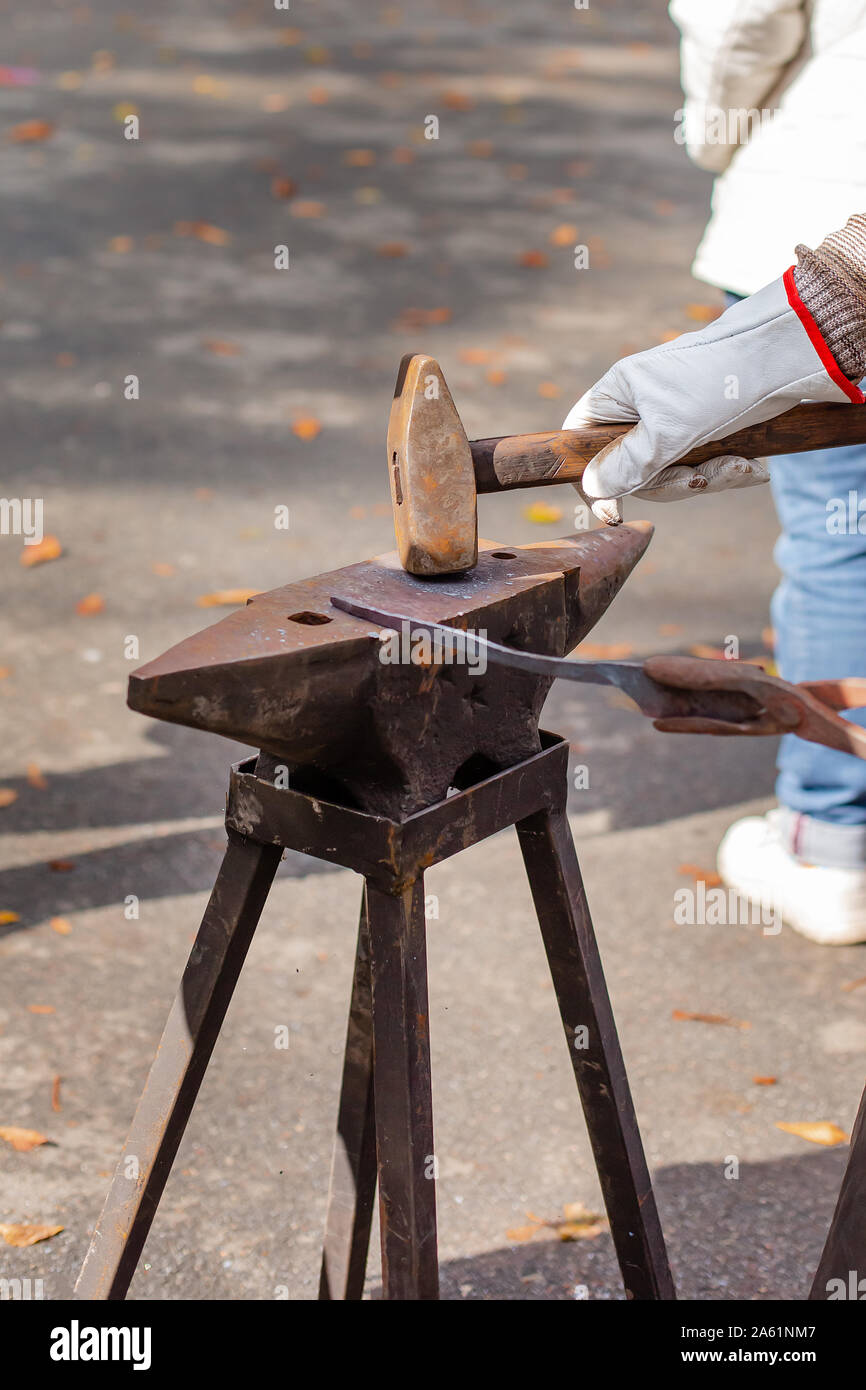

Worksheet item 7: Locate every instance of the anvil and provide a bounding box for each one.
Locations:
[129,524,655,818]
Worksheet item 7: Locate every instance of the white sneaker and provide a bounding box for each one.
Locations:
[717,811,866,946]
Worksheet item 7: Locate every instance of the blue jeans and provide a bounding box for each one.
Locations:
[726,291,866,866]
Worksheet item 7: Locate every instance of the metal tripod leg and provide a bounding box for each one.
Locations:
[75,833,281,1300]
[516,805,676,1300]
[810,1081,866,1299]
[366,877,439,1300]
[318,895,378,1300]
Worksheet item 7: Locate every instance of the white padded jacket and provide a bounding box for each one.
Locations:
[670,0,866,294]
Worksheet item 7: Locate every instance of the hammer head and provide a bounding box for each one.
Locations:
[388,352,478,576]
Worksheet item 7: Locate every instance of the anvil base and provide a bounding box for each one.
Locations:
[74,734,675,1302]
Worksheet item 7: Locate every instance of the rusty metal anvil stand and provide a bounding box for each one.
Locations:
[75,527,675,1301]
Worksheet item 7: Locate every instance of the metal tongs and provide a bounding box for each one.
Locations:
[330,595,866,761]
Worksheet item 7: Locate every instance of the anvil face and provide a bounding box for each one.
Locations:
[129,524,651,817]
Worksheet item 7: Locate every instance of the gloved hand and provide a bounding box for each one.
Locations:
[565,272,864,523]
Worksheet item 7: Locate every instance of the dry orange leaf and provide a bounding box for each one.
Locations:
[0,789,18,809]
[537,382,561,399]
[308,87,330,105]
[524,501,563,524]
[152,562,176,577]
[458,348,492,365]
[550,223,578,247]
[377,241,408,258]
[202,338,241,356]
[0,666,10,679]
[108,235,133,253]
[290,199,326,219]
[467,139,493,158]
[9,119,54,143]
[506,1224,538,1243]
[51,1076,62,1113]
[842,975,866,993]
[392,305,452,330]
[753,1076,777,1086]
[343,148,375,166]
[776,1121,848,1147]
[685,303,722,323]
[292,416,322,441]
[391,146,415,164]
[0,910,20,924]
[28,1004,55,1015]
[270,176,297,199]
[486,368,506,386]
[50,917,72,935]
[174,221,231,246]
[0,1223,63,1247]
[577,641,633,660]
[20,534,62,567]
[672,1009,750,1030]
[196,589,261,608]
[677,863,722,887]
[48,859,75,872]
[519,249,548,268]
[0,1125,48,1153]
[440,90,474,110]
[26,762,47,789]
[658,622,683,636]
[76,593,104,617]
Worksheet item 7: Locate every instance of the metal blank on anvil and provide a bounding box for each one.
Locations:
[128,523,652,818]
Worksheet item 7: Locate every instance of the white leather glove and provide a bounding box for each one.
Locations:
[565,273,864,523]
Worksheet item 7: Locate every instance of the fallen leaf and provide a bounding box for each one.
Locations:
[458,348,492,365]
[440,90,473,109]
[392,305,452,330]
[0,1223,63,1247]
[467,139,493,158]
[202,338,241,356]
[677,863,722,887]
[550,223,578,247]
[776,1121,848,1147]
[342,148,375,166]
[519,249,548,268]
[26,763,47,789]
[48,860,75,872]
[523,501,563,524]
[0,1125,48,1152]
[0,910,20,924]
[76,593,104,617]
[688,643,727,660]
[196,589,261,608]
[658,622,683,636]
[391,146,415,163]
[9,119,54,143]
[0,667,10,679]
[842,975,866,992]
[377,241,408,258]
[685,303,722,323]
[576,641,633,660]
[505,1224,538,1243]
[174,221,231,246]
[112,102,138,122]
[270,175,297,199]
[0,789,18,809]
[290,199,326,218]
[672,1009,750,1030]
[50,917,72,935]
[27,1004,55,1015]
[308,87,330,105]
[753,1076,777,1086]
[20,534,62,567]
[108,235,133,253]
[486,369,507,386]
[152,562,176,577]
[537,382,561,399]
[51,1076,62,1112]
[292,416,322,441]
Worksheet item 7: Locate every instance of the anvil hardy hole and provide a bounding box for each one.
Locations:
[489,550,516,559]
[287,611,333,626]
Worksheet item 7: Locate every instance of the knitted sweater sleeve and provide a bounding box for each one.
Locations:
[793,216,866,384]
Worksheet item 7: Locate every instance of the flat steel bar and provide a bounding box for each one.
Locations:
[74,833,281,1300]
[516,806,675,1301]
[366,877,439,1300]
[319,895,378,1300]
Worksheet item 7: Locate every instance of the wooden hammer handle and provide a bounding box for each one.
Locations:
[471,401,866,493]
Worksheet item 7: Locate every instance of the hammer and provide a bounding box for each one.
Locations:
[388,352,866,576]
